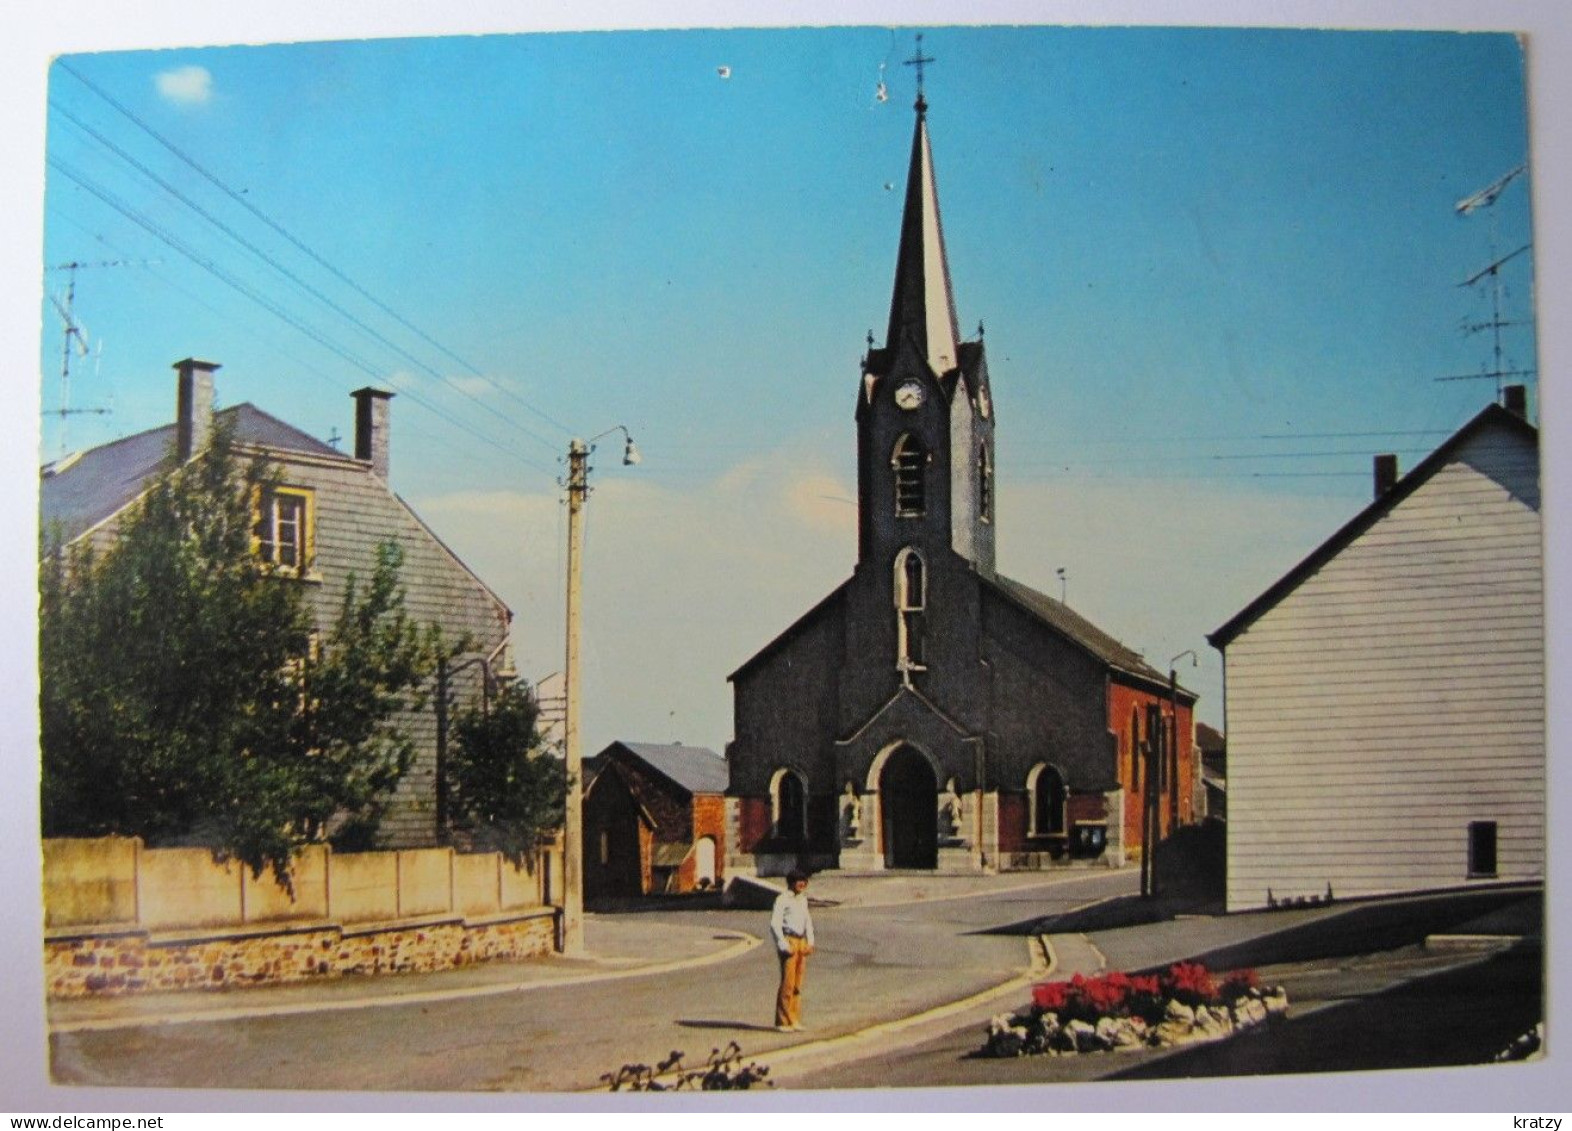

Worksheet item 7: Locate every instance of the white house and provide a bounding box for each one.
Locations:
[1207,395,1543,912]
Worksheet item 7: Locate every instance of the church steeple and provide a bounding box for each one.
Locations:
[885,96,961,379]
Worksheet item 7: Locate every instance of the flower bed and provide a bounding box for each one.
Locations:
[982,962,1288,1057]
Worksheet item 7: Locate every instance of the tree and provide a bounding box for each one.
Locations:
[39,423,437,884]
[447,680,566,864]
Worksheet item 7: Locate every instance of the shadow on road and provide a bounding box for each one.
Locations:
[1167,888,1540,975]
[974,892,1201,937]
[677,1019,780,1034]
[1103,939,1543,1080]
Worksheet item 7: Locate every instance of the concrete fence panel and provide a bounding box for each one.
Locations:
[42,837,139,929]
[397,848,454,918]
[329,851,400,923]
[242,844,330,923]
[500,852,544,910]
[453,853,502,917]
[138,846,242,930]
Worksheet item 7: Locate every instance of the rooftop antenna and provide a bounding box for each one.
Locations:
[46,259,132,454]
[1437,166,1535,401]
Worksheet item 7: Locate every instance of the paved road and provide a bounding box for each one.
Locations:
[49,868,1133,1093]
[793,889,1544,1091]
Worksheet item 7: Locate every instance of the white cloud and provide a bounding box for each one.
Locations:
[155,66,213,106]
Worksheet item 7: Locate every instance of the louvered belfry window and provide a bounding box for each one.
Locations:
[893,433,925,516]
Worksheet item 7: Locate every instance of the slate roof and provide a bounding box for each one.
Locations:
[40,403,351,549]
[610,742,729,796]
[1208,402,1538,649]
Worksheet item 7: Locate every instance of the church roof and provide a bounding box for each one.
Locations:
[884,100,962,381]
[985,572,1190,696]
[40,403,351,549]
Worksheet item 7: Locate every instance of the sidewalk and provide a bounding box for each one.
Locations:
[47,913,757,1033]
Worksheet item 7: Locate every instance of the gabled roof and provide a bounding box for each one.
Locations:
[728,579,851,683]
[606,741,729,796]
[1208,402,1539,650]
[40,403,351,549]
[984,572,1183,693]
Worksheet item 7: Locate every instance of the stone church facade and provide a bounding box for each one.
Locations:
[725,91,1196,876]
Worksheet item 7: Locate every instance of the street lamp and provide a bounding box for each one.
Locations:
[433,649,516,845]
[561,425,639,955]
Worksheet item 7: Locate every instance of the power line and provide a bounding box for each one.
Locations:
[57,60,577,442]
[50,99,565,459]
[42,203,510,478]
[50,155,558,479]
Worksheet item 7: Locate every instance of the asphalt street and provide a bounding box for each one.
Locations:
[48,868,1132,1093]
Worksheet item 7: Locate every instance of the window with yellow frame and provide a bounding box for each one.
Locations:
[255,486,315,572]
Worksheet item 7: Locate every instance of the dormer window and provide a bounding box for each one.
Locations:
[895,547,926,673]
[892,433,926,517]
[256,486,314,572]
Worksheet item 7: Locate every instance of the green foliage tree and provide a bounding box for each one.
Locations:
[39,423,437,884]
[447,679,566,864]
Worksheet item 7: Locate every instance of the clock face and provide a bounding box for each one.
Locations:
[895,381,926,410]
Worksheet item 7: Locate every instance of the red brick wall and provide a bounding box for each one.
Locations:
[1106,679,1197,854]
[738,796,772,854]
[692,794,726,883]
[998,792,1029,853]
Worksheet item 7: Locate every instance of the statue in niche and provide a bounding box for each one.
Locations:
[841,781,862,842]
[938,777,963,842]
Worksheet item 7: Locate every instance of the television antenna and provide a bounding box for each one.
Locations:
[1437,166,1534,401]
[45,259,149,454]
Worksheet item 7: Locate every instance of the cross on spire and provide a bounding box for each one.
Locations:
[904,33,936,112]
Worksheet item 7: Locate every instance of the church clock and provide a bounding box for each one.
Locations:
[894,381,926,410]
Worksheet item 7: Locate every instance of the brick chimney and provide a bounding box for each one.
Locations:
[353,387,394,480]
[174,358,221,463]
[1373,453,1398,499]
[1502,384,1528,419]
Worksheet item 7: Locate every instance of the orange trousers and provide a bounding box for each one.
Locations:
[775,936,810,1027]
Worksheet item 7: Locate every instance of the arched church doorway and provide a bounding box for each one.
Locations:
[880,744,938,869]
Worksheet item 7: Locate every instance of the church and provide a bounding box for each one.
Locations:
[724,82,1197,875]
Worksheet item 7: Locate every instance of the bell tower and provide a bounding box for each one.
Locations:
[855,79,996,578]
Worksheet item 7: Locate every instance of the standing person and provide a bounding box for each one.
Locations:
[770,870,815,1032]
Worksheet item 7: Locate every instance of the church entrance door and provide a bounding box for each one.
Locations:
[880,744,938,869]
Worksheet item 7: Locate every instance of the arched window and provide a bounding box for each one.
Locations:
[895,547,926,673]
[772,769,808,844]
[892,433,926,517]
[1027,763,1067,837]
[978,447,993,523]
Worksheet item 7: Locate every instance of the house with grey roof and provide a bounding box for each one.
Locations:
[582,741,728,897]
[40,357,515,849]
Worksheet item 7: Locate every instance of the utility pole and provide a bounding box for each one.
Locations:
[560,427,639,956]
[562,438,589,955]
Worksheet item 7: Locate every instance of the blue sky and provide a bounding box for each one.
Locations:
[35,25,1538,753]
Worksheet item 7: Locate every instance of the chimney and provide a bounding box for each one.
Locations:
[1502,384,1528,419]
[353,387,395,480]
[174,358,221,462]
[1373,453,1399,499]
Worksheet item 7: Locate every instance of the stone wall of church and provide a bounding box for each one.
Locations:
[979,588,1119,793]
[727,590,846,798]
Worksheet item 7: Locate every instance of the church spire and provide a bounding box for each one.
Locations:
[884,73,961,379]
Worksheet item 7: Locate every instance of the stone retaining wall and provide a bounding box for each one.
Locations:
[45,908,557,998]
